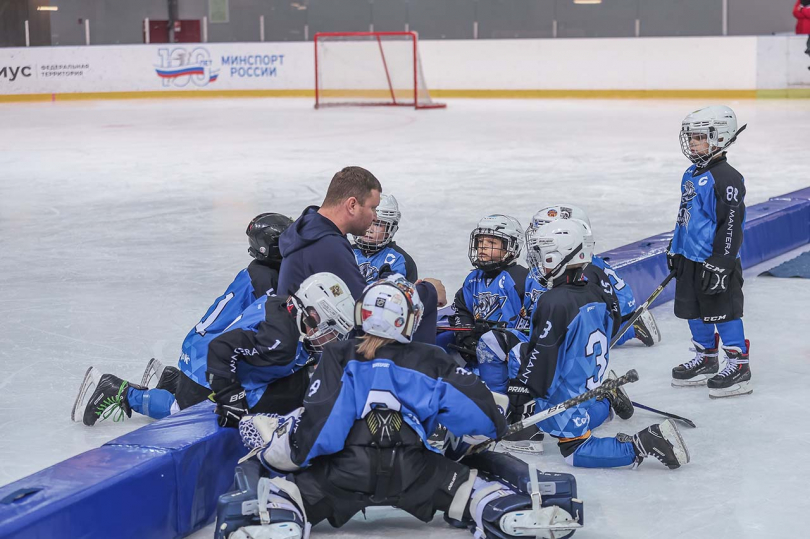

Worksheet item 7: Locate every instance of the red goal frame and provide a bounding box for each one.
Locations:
[314,31,445,110]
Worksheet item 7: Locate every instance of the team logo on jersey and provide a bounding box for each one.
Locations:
[474,292,507,321]
[677,180,697,227]
[359,262,379,282]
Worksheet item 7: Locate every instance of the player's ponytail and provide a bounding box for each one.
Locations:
[356,335,394,360]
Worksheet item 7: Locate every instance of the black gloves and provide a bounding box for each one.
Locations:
[506,379,533,424]
[701,256,734,295]
[666,240,682,272]
[209,377,249,428]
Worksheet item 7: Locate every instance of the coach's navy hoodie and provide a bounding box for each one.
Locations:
[278,205,437,344]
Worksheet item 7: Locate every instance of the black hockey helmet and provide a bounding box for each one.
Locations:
[246,213,293,262]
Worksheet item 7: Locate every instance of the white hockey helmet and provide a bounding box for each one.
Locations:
[529,204,595,251]
[526,219,593,284]
[353,194,401,252]
[354,274,423,344]
[679,105,743,167]
[468,214,524,272]
[288,272,355,351]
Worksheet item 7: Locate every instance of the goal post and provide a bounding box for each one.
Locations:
[314,31,445,110]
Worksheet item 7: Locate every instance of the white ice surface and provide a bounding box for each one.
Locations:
[1,98,809,538]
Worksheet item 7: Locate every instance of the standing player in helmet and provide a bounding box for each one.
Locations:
[525,205,660,347]
[668,106,750,398]
[216,275,585,539]
[73,273,355,427]
[505,220,690,470]
[353,194,418,283]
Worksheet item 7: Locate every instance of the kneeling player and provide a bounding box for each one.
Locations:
[527,204,660,347]
[507,219,690,470]
[214,276,584,539]
[73,273,354,427]
[352,194,418,283]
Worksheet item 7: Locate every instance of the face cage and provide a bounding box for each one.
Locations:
[469,229,520,271]
[288,296,350,352]
[354,218,399,252]
[679,128,720,167]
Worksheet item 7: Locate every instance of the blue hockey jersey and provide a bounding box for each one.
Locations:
[353,242,418,284]
[670,157,746,263]
[290,340,507,467]
[178,261,279,386]
[454,264,530,330]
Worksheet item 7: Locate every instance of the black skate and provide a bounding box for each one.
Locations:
[671,334,719,387]
[72,367,144,426]
[632,310,661,347]
[500,425,545,454]
[626,419,690,470]
[598,370,634,420]
[140,357,181,394]
[708,341,752,399]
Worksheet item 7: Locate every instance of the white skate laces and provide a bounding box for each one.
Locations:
[717,347,748,377]
[681,344,717,370]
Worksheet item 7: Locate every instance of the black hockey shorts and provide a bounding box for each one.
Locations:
[292,444,470,528]
[175,367,308,414]
[674,257,744,323]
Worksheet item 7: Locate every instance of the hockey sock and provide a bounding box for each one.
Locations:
[715,319,746,352]
[614,325,636,346]
[565,435,636,468]
[688,319,716,349]
[127,387,176,420]
[587,397,612,429]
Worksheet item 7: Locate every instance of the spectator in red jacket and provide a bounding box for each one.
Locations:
[794,0,810,55]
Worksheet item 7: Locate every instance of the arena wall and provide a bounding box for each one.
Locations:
[0,187,808,538]
[1,35,809,102]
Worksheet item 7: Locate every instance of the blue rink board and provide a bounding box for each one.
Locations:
[0,187,808,539]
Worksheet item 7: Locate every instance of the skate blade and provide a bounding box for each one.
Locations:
[229,523,302,539]
[71,366,102,423]
[140,357,165,388]
[659,419,690,467]
[671,376,712,387]
[709,380,753,399]
[499,440,544,455]
[500,505,582,539]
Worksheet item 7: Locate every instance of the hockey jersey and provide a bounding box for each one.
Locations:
[206,294,312,408]
[178,260,280,386]
[670,156,746,263]
[353,242,418,284]
[514,272,621,439]
[454,264,530,330]
[290,340,507,467]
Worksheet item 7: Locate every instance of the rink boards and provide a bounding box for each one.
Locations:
[0,186,808,538]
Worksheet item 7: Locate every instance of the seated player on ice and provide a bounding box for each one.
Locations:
[352,193,418,283]
[501,219,689,469]
[525,205,660,347]
[448,215,529,366]
[73,273,354,428]
[214,275,585,539]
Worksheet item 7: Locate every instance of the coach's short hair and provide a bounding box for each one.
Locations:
[322,166,382,207]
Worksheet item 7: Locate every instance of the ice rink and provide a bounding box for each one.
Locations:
[1,97,809,538]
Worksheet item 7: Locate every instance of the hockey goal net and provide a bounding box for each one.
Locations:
[314,31,445,110]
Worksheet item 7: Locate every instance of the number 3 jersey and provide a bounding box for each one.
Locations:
[178,260,280,386]
[670,156,746,263]
[514,274,622,440]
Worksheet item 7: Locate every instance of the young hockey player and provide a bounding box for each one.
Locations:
[451,215,529,361]
[73,273,354,427]
[668,105,751,398]
[504,219,690,470]
[214,275,585,539]
[526,205,660,347]
[353,194,418,283]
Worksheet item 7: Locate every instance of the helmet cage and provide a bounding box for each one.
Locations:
[287,293,352,352]
[353,211,400,252]
[469,228,521,272]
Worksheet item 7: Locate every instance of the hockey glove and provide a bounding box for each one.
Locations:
[211,379,250,428]
[506,379,533,424]
[666,240,682,272]
[239,410,303,473]
[701,256,733,295]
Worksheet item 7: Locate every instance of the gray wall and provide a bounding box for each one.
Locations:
[2,0,802,48]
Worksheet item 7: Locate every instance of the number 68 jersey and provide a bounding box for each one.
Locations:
[515,274,622,440]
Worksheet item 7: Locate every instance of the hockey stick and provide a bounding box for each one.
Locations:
[471,369,639,452]
[631,401,696,428]
[437,325,530,335]
[609,269,676,348]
